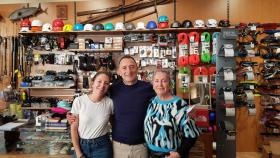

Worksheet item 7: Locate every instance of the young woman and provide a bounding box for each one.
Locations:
[71,71,113,158]
[144,70,200,158]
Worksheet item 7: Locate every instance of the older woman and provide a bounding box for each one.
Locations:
[144,70,200,158]
[71,71,113,158]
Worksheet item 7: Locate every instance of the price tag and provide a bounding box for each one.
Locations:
[224,48,234,57]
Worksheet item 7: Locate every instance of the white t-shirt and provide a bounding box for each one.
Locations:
[71,95,113,139]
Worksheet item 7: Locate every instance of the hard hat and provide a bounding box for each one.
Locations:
[207,19,218,28]
[20,27,30,32]
[170,21,181,28]
[63,24,73,31]
[73,23,84,31]
[20,18,31,27]
[115,22,124,30]
[136,22,145,30]
[158,15,169,23]
[158,22,169,29]
[194,19,205,28]
[31,20,43,32]
[125,22,135,30]
[146,21,157,29]
[31,19,43,27]
[104,22,114,30]
[94,23,104,31]
[182,20,193,28]
[52,19,64,31]
[219,19,230,27]
[84,24,94,31]
[42,23,52,32]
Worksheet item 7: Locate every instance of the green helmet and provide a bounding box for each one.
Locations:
[104,22,114,30]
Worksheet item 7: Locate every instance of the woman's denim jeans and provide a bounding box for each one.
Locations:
[73,134,113,158]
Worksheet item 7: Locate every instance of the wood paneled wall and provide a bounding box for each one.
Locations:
[1,0,280,152]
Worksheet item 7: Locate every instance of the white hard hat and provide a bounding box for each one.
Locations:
[20,27,30,32]
[136,22,145,30]
[42,23,52,32]
[207,19,217,28]
[115,22,124,30]
[31,19,43,27]
[84,24,94,31]
[194,19,205,28]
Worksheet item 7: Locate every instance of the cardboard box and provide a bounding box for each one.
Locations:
[113,37,123,43]
[104,43,112,49]
[262,144,280,158]
[263,136,280,145]
[270,141,280,155]
[105,37,113,44]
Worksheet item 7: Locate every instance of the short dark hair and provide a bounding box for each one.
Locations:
[118,55,137,66]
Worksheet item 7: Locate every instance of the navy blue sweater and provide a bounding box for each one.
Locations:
[111,80,155,145]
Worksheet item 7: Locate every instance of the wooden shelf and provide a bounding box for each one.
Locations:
[18,27,222,35]
[19,86,74,89]
[22,107,51,110]
[68,49,123,52]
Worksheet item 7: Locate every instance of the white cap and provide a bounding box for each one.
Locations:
[84,24,94,31]
[194,19,205,28]
[136,22,145,30]
[42,23,52,32]
[207,19,217,28]
[115,22,124,30]
[31,19,43,27]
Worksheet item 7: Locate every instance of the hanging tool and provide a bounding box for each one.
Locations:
[3,37,7,75]
[80,0,171,24]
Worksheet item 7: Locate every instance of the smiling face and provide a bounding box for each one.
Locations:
[152,71,171,97]
[118,57,138,85]
[91,73,110,97]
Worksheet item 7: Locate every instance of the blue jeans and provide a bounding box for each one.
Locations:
[73,134,113,158]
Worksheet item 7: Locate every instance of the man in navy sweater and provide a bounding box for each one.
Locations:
[111,55,155,158]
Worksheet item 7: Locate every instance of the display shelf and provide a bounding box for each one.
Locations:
[22,107,51,110]
[68,49,123,52]
[19,86,74,89]
[18,27,222,35]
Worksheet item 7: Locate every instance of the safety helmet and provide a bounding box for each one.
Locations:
[20,27,30,32]
[63,24,73,32]
[94,23,104,31]
[31,19,43,27]
[125,22,135,30]
[218,19,230,27]
[115,22,124,30]
[182,20,193,28]
[158,15,168,23]
[146,21,157,29]
[136,22,145,30]
[52,19,64,31]
[73,23,84,31]
[170,21,181,28]
[158,22,169,29]
[104,22,114,30]
[42,23,52,32]
[207,19,218,28]
[84,24,94,31]
[194,19,205,28]
[20,18,31,27]
[31,19,43,32]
